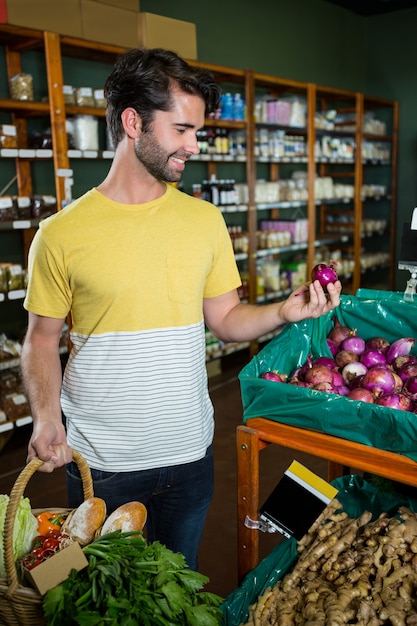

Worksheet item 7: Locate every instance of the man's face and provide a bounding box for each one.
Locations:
[134,88,205,182]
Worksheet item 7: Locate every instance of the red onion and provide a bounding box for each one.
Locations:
[289,380,313,388]
[391,354,417,373]
[341,334,366,355]
[305,365,334,386]
[376,392,413,411]
[311,262,338,289]
[313,356,337,370]
[313,381,337,393]
[360,349,387,369]
[349,373,365,390]
[260,371,287,382]
[361,366,396,397]
[347,388,375,403]
[398,362,417,382]
[336,385,350,396]
[386,337,416,364]
[332,370,344,388]
[403,375,417,400]
[328,318,353,346]
[341,361,368,385]
[297,354,313,381]
[335,350,358,368]
[327,338,339,356]
[392,372,403,393]
[365,336,390,354]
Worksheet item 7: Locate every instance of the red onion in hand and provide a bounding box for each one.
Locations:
[311,262,339,289]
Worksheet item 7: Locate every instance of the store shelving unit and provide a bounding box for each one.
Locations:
[0,23,399,382]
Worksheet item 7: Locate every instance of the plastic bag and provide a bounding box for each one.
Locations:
[220,474,417,626]
[238,290,417,461]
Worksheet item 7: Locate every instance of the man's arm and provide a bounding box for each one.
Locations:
[20,312,73,472]
[203,280,342,343]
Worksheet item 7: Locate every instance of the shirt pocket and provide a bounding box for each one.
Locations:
[166,254,208,304]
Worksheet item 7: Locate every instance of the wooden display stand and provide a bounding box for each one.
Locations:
[236,417,417,582]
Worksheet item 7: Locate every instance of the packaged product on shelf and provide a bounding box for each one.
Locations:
[8,73,34,101]
[15,195,32,219]
[7,264,24,291]
[260,258,281,292]
[74,86,95,107]
[94,89,106,108]
[0,124,18,149]
[72,115,99,150]
[281,260,307,288]
[0,196,18,221]
[2,390,30,420]
[62,85,76,104]
[0,265,8,293]
[31,195,57,219]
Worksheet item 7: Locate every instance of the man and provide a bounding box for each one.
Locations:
[21,48,341,570]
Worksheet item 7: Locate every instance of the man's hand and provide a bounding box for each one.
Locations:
[279,279,342,325]
[27,421,72,472]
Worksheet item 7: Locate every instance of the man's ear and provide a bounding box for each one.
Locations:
[121,107,141,139]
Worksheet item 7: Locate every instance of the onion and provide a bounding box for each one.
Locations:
[341,361,368,385]
[328,317,353,345]
[298,354,313,381]
[311,262,338,289]
[361,366,395,397]
[349,373,365,390]
[289,380,313,388]
[336,385,350,396]
[260,371,287,382]
[365,336,390,354]
[398,362,417,382]
[327,338,339,356]
[386,337,416,364]
[392,371,403,393]
[403,375,417,400]
[305,365,334,386]
[313,381,337,393]
[360,349,387,369]
[376,392,413,411]
[313,356,337,370]
[332,370,344,388]
[347,388,375,403]
[341,334,366,355]
[335,350,358,368]
[391,354,417,373]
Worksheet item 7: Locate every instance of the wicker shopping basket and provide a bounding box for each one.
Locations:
[0,450,93,626]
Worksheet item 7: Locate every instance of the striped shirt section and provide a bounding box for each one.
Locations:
[62,322,213,471]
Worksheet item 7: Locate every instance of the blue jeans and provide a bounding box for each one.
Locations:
[66,445,213,570]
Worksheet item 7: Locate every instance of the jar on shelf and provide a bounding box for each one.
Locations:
[75,87,95,107]
[93,89,106,108]
[63,85,76,105]
[72,115,99,150]
[9,73,34,101]
[0,124,18,149]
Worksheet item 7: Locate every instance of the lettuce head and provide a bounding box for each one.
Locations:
[0,494,38,579]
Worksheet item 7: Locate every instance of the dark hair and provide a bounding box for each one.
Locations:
[104,48,221,147]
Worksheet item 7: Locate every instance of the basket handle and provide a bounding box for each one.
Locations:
[3,449,94,592]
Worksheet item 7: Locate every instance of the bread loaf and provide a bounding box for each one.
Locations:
[100,501,147,536]
[63,496,107,545]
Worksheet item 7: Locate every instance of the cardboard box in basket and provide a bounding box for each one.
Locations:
[6,0,82,37]
[137,12,197,60]
[24,541,88,596]
[239,289,417,462]
[81,0,138,48]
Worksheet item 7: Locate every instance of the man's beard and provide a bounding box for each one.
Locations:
[134,131,186,182]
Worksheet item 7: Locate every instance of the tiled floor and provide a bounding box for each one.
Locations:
[0,350,329,600]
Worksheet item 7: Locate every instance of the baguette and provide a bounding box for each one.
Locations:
[100,501,147,536]
[63,496,107,545]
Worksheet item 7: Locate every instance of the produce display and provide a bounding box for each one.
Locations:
[242,500,417,626]
[260,316,417,413]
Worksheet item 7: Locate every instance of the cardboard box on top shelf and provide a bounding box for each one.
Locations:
[93,0,139,11]
[137,12,197,60]
[81,0,138,48]
[6,0,83,37]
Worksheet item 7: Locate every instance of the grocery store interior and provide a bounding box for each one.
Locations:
[2,0,417,612]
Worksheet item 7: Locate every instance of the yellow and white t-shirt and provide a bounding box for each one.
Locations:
[24,184,241,471]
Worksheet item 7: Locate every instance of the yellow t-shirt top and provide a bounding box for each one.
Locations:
[24,184,241,471]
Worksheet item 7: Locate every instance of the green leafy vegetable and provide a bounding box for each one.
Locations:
[0,494,38,579]
[43,531,224,625]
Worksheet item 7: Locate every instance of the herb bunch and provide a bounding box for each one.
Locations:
[43,531,224,626]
